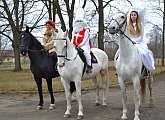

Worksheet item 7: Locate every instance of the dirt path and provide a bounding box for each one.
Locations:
[0,72,165,120]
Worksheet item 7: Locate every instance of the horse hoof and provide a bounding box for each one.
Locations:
[121,115,127,120]
[49,104,56,110]
[36,106,43,110]
[63,114,70,118]
[94,103,100,106]
[102,105,107,108]
[134,116,140,120]
[149,103,154,108]
[102,102,107,106]
[77,115,83,120]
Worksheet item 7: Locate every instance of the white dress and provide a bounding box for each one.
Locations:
[130,23,155,72]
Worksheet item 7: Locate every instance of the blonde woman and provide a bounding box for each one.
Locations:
[128,10,155,72]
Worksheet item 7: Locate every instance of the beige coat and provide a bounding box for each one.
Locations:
[42,29,55,53]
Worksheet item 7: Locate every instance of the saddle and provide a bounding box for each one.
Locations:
[76,47,98,75]
[141,65,149,77]
[76,47,98,64]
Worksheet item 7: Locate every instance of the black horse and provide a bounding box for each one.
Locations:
[19,26,60,110]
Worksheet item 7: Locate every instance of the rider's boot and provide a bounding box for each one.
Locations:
[86,65,92,73]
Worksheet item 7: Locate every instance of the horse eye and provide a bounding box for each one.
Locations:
[121,16,125,19]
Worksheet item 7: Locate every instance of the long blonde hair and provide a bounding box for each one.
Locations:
[128,11,142,36]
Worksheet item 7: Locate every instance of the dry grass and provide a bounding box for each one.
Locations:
[0,61,165,93]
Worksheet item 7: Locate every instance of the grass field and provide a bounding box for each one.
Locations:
[0,61,165,93]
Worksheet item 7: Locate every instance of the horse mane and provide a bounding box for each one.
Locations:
[28,32,44,49]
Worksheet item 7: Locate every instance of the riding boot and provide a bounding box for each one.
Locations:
[86,65,92,73]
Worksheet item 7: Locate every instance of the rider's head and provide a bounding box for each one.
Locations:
[73,7,87,33]
[128,9,142,36]
[45,20,58,32]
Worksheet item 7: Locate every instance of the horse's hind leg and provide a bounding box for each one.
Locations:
[133,77,141,120]
[118,77,127,119]
[34,76,43,110]
[100,69,109,106]
[148,72,154,108]
[46,78,55,110]
[74,79,84,119]
[92,76,100,106]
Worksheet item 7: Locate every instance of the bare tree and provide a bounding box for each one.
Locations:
[0,0,22,71]
[162,0,165,66]
[0,0,47,71]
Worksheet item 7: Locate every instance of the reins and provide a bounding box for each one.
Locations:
[27,48,45,52]
[111,12,136,45]
[118,29,136,44]
[54,38,79,61]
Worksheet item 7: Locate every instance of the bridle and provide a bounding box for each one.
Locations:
[110,12,136,44]
[54,38,78,61]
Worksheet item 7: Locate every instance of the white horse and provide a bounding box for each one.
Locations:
[108,11,154,120]
[53,31,109,119]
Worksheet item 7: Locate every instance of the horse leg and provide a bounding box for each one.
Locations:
[71,91,77,102]
[100,69,109,106]
[133,77,141,120]
[148,72,154,108]
[75,79,83,120]
[46,78,55,110]
[118,77,127,119]
[34,76,43,110]
[92,76,100,106]
[61,78,71,118]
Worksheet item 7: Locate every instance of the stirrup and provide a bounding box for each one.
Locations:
[86,65,92,73]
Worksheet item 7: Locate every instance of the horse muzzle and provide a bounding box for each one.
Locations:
[57,62,65,67]
[108,26,119,34]
[20,49,28,56]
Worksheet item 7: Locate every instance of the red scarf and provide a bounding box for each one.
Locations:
[73,28,92,48]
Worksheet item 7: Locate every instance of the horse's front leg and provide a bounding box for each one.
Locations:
[133,77,141,120]
[75,80,83,120]
[46,78,55,110]
[118,76,127,119]
[148,72,154,108]
[61,78,71,118]
[34,76,43,110]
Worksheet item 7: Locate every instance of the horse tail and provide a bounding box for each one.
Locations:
[140,78,146,103]
[70,81,76,94]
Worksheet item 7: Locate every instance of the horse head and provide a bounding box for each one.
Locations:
[53,30,71,67]
[19,26,32,56]
[108,11,128,34]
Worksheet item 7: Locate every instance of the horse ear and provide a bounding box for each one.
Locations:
[26,26,29,33]
[123,8,129,15]
[64,29,69,38]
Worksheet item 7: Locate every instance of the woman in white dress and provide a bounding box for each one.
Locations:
[115,6,155,73]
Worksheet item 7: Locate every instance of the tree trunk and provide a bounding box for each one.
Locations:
[13,0,22,71]
[13,38,22,71]
[12,26,22,71]
[98,0,104,50]
[162,2,165,66]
